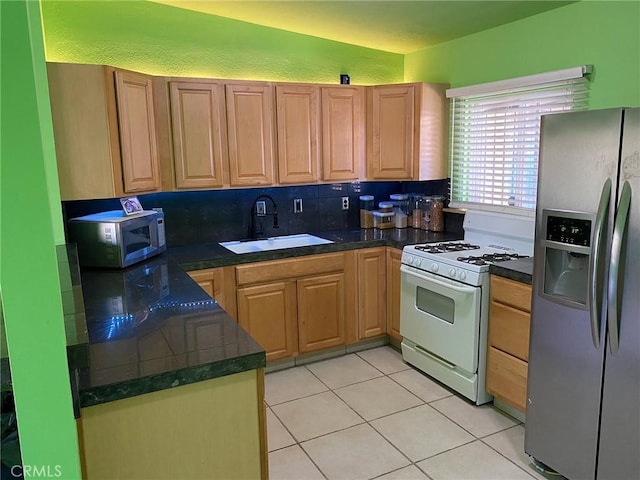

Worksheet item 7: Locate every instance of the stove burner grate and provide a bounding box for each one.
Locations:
[457,253,529,266]
[415,242,481,254]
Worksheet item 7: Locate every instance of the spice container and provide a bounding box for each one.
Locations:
[421,196,432,230]
[359,195,374,229]
[373,211,395,229]
[428,195,445,232]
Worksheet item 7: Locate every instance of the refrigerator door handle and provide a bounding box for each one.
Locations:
[590,178,611,349]
[607,180,631,355]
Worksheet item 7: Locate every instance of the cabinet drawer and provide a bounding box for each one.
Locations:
[236,252,345,285]
[489,302,530,361]
[486,347,528,413]
[490,276,532,312]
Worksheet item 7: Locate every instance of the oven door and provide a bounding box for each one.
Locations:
[400,264,481,373]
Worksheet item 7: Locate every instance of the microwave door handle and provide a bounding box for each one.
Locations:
[589,178,611,349]
[607,181,631,356]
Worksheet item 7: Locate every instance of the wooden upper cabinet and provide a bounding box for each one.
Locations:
[367,83,448,181]
[169,81,228,189]
[225,83,275,186]
[321,87,365,181]
[114,70,161,193]
[47,63,161,200]
[275,85,320,184]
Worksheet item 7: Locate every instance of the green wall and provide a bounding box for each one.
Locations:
[405,1,640,109]
[0,0,81,477]
[41,0,404,85]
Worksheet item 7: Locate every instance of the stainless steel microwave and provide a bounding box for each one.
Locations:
[68,210,166,268]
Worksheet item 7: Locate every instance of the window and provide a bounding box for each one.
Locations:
[447,66,590,213]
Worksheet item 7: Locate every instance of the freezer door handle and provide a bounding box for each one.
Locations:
[590,178,611,349]
[607,181,631,355]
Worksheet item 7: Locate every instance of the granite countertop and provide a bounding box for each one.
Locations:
[489,257,534,285]
[170,227,463,270]
[76,255,265,408]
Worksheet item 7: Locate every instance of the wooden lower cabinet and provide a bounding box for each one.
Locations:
[237,281,298,362]
[486,275,532,412]
[298,273,345,353]
[187,266,237,319]
[234,252,355,361]
[78,369,267,479]
[357,248,386,339]
[386,248,402,341]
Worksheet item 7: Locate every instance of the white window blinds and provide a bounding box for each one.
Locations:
[447,66,591,213]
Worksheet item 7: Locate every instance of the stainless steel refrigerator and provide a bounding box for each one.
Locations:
[525,107,639,480]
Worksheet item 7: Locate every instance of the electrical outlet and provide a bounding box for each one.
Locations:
[341,197,349,210]
[294,198,303,213]
[256,200,266,216]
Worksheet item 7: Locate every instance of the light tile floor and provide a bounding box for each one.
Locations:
[266,346,547,480]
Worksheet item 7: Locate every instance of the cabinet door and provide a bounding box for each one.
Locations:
[225,83,275,186]
[321,87,364,181]
[297,273,345,353]
[276,85,320,184]
[237,282,297,361]
[357,248,386,339]
[114,70,161,193]
[386,248,402,341]
[367,84,415,179]
[187,268,226,307]
[169,81,227,189]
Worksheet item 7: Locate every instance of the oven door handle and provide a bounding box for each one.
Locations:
[401,265,477,294]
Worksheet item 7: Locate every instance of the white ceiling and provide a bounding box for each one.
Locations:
[151,0,575,54]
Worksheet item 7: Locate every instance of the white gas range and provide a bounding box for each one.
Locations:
[400,211,534,405]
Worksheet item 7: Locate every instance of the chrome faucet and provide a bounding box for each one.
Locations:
[249,194,279,239]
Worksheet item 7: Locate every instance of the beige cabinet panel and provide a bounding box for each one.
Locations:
[367,82,448,181]
[78,370,266,479]
[237,281,298,362]
[276,85,320,184]
[321,86,365,181]
[297,273,346,353]
[386,248,403,341]
[47,63,161,200]
[226,83,275,186]
[357,248,387,339]
[169,81,227,189]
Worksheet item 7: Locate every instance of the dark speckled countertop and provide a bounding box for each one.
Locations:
[76,255,265,408]
[489,257,534,285]
[170,228,463,270]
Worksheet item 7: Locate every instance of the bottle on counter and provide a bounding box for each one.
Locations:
[421,196,432,230]
[359,195,375,229]
[373,211,395,229]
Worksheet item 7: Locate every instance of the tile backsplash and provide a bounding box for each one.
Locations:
[62,180,456,247]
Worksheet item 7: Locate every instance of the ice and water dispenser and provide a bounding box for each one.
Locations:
[541,211,593,307]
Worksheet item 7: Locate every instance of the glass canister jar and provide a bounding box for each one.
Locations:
[390,194,409,228]
[428,195,445,232]
[410,195,424,229]
[359,195,374,229]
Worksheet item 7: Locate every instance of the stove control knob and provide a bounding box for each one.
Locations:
[458,271,467,281]
[431,263,439,273]
[415,259,422,267]
[449,268,456,277]
[405,255,413,265]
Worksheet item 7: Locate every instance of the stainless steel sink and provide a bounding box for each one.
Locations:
[219,233,333,254]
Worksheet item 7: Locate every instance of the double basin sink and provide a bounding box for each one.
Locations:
[219,233,333,254]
